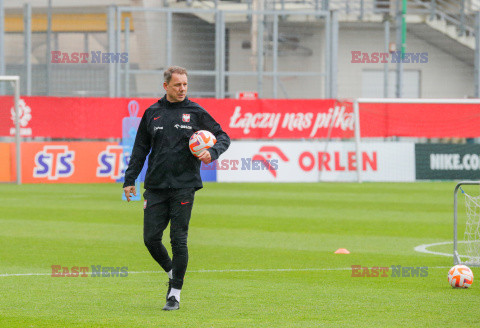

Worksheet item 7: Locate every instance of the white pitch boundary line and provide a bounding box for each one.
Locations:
[414,241,472,258]
[2,240,463,278]
[2,241,467,278]
[0,268,350,278]
[0,266,452,278]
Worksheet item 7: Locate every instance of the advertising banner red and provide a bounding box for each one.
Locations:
[0,143,13,182]
[8,141,210,184]
[21,142,126,183]
[0,96,353,139]
[2,96,480,139]
[359,102,480,138]
[195,98,354,139]
[0,96,157,139]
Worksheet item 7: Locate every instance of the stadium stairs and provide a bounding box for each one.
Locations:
[161,0,477,64]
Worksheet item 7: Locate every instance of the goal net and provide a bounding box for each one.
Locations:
[0,76,21,184]
[454,181,480,266]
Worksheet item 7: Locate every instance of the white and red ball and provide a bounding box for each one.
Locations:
[189,130,216,157]
[448,265,474,288]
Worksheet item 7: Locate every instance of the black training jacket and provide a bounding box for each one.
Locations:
[123,96,230,190]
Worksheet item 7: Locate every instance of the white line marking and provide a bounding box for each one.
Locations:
[0,266,451,278]
[413,240,476,258]
[0,273,52,277]
[414,241,454,257]
[0,268,348,277]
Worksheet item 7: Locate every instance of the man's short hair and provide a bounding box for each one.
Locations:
[164,66,188,84]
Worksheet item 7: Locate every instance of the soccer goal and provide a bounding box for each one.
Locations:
[0,76,21,185]
[454,181,480,267]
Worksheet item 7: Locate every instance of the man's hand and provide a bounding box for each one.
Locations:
[198,150,212,164]
[123,185,136,202]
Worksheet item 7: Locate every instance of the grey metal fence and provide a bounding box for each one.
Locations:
[1,4,335,98]
[3,3,111,97]
[115,7,333,99]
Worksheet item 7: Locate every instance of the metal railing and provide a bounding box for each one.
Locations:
[412,0,475,36]
[188,0,476,36]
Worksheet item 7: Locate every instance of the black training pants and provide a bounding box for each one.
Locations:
[143,188,195,290]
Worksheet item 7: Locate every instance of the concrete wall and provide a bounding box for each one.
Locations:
[224,20,474,99]
[337,24,474,99]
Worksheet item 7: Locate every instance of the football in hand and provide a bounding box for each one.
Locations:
[189,130,217,157]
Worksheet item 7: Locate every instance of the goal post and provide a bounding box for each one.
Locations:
[454,181,480,267]
[0,76,21,185]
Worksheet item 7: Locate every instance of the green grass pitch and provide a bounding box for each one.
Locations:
[1,182,479,327]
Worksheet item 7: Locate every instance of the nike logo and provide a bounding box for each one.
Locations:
[154,116,160,120]
[181,202,190,205]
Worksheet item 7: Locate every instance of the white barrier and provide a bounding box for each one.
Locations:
[216,141,415,182]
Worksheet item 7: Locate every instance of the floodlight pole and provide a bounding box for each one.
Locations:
[24,3,32,96]
[401,0,407,56]
[14,77,20,185]
[475,11,480,98]
[0,0,5,96]
[108,6,115,98]
[384,19,389,98]
[395,0,405,98]
[330,10,338,98]
[46,0,52,96]
[124,17,130,97]
[353,99,362,183]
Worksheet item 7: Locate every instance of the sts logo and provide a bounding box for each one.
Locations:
[97,145,129,180]
[34,146,75,180]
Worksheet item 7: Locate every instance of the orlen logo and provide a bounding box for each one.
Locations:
[34,146,75,180]
[252,146,288,178]
[97,145,129,180]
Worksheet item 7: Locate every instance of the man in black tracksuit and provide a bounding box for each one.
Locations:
[123,66,230,311]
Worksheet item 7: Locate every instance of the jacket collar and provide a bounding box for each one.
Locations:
[159,95,189,108]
